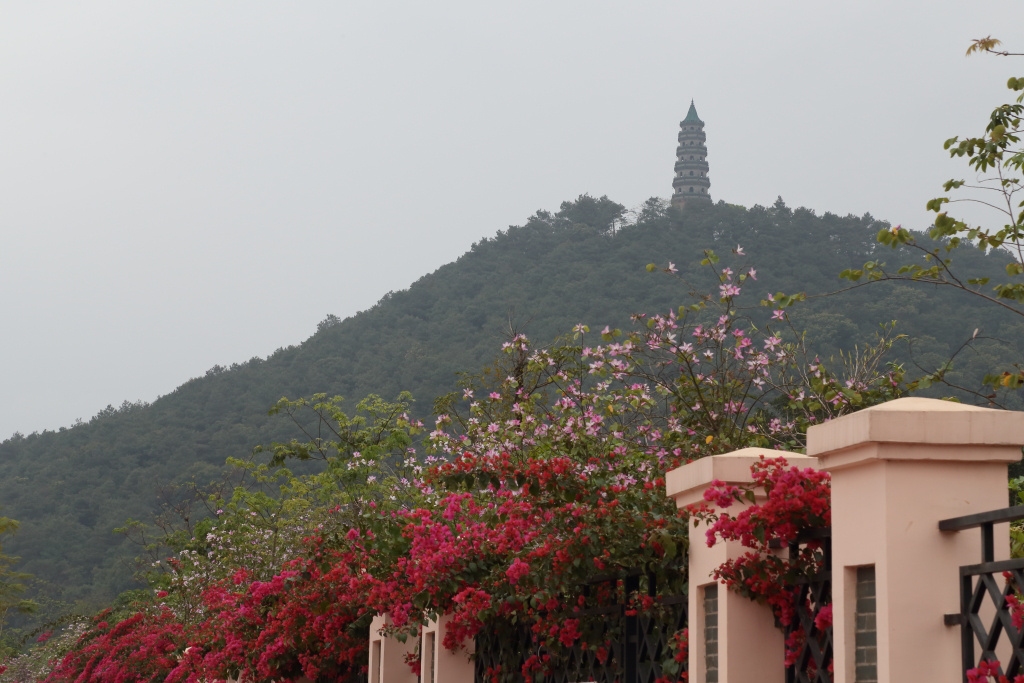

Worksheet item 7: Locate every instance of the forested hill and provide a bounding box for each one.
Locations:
[1,195,1018,609]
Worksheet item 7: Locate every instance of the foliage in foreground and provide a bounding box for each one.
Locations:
[841,54,1024,400]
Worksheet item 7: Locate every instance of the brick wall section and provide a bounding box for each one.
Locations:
[704,585,719,683]
[855,566,878,683]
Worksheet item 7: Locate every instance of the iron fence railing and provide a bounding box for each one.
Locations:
[940,504,1024,683]
[473,570,687,683]
[784,527,834,683]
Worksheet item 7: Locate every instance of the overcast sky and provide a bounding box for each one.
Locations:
[1,1,1021,439]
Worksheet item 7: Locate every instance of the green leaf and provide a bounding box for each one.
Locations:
[933,213,956,234]
[839,268,863,281]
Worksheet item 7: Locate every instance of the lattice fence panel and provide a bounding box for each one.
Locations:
[785,529,833,683]
[474,573,687,683]
[964,564,1024,680]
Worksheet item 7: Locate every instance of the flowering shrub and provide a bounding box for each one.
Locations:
[172,560,375,682]
[697,456,831,626]
[692,455,833,678]
[40,248,905,683]
[46,609,189,683]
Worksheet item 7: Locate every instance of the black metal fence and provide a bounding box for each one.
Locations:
[467,504,1024,683]
[473,571,687,683]
[784,527,834,683]
[940,504,1024,683]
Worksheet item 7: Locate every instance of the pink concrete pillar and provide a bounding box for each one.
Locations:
[667,448,819,683]
[807,397,1024,683]
[369,614,419,683]
[420,614,474,683]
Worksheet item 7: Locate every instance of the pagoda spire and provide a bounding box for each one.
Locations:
[671,100,711,208]
[683,100,702,124]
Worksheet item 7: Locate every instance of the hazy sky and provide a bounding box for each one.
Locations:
[1,1,1021,439]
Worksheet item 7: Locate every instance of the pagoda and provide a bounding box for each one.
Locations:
[670,101,711,208]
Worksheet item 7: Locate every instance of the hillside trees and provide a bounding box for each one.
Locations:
[0,516,38,658]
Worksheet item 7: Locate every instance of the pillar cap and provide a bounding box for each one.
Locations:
[806,397,1024,462]
[665,448,817,508]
